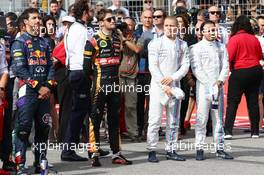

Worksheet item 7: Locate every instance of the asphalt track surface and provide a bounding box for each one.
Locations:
[2,128,263,175]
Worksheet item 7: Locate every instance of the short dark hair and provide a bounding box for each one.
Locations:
[114,9,124,16]
[50,0,58,5]
[124,16,136,23]
[97,9,113,22]
[197,9,206,17]
[154,8,167,18]
[176,0,186,6]
[200,20,215,32]
[73,0,89,20]
[21,8,39,20]
[256,15,264,21]
[231,15,254,37]
[5,12,17,21]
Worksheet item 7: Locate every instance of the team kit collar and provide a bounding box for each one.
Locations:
[25,32,39,39]
[201,38,217,46]
[98,30,112,40]
[164,34,178,43]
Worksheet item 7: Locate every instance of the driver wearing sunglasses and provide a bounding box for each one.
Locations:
[84,9,132,167]
[208,5,229,45]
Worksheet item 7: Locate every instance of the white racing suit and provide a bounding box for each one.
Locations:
[189,39,229,151]
[147,35,189,152]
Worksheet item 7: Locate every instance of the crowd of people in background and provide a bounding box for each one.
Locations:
[0,0,263,174]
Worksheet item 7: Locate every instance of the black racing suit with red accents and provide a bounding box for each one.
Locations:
[11,32,55,167]
[84,31,121,154]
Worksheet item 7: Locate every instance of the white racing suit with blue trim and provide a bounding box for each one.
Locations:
[147,35,189,152]
[189,39,229,151]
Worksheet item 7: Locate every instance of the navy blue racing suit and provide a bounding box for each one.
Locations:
[11,32,55,167]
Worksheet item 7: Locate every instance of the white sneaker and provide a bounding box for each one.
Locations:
[48,163,54,168]
[224,135,233,139]
[251,135,259,138]
[24,163,29,170]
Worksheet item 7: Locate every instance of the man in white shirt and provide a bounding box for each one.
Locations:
[61,0,93,162]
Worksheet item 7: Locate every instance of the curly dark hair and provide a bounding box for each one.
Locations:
[73,0,89,20]
[42,15,56,36]
[230,15,254,37]
[96,9,113,22]
[175,14,189,28]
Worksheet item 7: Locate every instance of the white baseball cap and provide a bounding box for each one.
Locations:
[62,16,76,23]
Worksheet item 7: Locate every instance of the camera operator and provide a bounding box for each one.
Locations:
[115,9,128,34]
[117,17,140,142]
[85,9,132,167]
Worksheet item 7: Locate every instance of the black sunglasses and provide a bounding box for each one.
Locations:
[209,11,220,15]
[153,15,163,19]
[104,16,116,23]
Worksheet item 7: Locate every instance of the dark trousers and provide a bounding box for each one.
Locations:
[89,79,121,154]
[15,94,51,165]
[55,67,72,142]
[137,73,151,136]
[225,65,263,136]
[179,76,190,134]
[63,70,91,154]
[0,77,15,161]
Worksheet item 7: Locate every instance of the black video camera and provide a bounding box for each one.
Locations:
[115,17,128,33]
[189,7,199,25]
[174,6,192,24]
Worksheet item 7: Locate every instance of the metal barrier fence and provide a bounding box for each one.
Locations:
[0,0,264,21]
